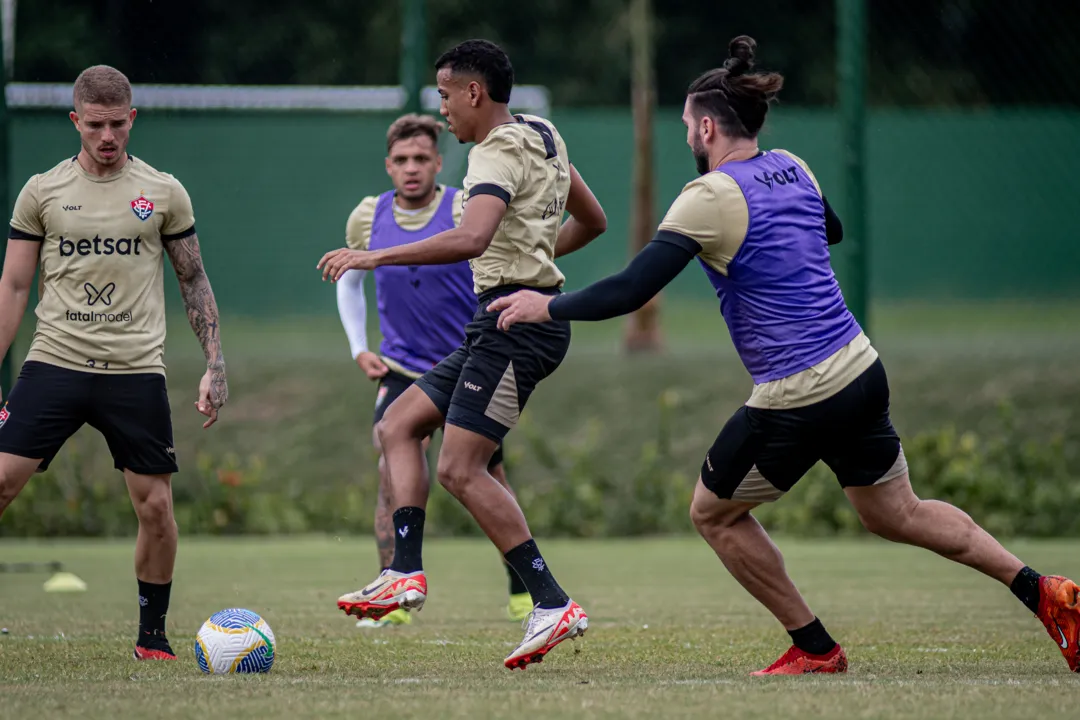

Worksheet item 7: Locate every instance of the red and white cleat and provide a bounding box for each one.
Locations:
[504,600,588,670]
[337,570,427,620]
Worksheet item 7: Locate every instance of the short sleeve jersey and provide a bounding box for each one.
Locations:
[9,155,196,375]
[344,184,463,250]
[658,149,877,409]
[461,114,570,294]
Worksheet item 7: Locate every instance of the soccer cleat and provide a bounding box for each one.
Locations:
[504,600,588,670]
[751,644,848,676]
[133,630,177,661]
[337,570,427,621]
[355,608,413,629]
[507,592,533,623]
[1035,575,1080,672]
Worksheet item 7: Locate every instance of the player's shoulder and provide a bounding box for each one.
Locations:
[485,114,564,157]
[769,149,820,192]
[770,148,812,172]
[349,194,380,219]
[26,156,79,186]
[15,158,80,204]
[680,172,743,201]
[127,155,186,191]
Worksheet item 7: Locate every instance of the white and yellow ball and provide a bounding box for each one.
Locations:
[194,608,276,674]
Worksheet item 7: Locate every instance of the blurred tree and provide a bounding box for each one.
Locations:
[623,0,662,353]
[11,0,1079,107]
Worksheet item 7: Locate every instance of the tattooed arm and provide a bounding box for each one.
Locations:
[165,233,227,428]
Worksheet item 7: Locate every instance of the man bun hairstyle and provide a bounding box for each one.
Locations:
[687,36,784,139]
[434,39,514,104]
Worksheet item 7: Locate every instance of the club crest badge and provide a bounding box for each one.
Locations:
[131,195,154,222]
[0,405,9,429]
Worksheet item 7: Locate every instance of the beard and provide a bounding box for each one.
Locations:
[692,137,711,176]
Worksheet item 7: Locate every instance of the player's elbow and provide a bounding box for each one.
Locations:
[586,208,608,236]
[458,228,492,259]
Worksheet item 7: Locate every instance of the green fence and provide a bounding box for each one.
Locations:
[10,107,1080,317]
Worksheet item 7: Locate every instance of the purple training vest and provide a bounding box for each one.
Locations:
[367,188,476,375]
[698,151,861,384]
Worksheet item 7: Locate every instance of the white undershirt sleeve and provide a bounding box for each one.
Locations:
[336,269,370,359]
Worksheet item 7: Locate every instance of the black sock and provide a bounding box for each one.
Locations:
[505,559,528,596]
[389,507,426,574]
[1010,566,1043,614]
[788,617,837,656]
[503,539,569,610]
[137,579,171,641]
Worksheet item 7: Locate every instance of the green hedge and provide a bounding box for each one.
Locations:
[2,400,1075,539]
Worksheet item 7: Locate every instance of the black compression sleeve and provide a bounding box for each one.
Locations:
[823,196,843,245]
[548,231,701,322]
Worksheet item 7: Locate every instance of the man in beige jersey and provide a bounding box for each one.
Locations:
[333,113,532,628]
[320,40,608,669]
[0,66,227,661]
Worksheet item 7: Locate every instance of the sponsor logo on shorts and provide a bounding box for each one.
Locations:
[464,381,482,392]
[375,384,389,409]
[131,195,154,222]
[0,405,9,429]
[705,453,714,472]
[166,447,176,456]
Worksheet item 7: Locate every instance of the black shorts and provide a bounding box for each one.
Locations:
[0,360,178,474]
[415,285,571,445]
[700,358,906,503]
[374,367,505,468]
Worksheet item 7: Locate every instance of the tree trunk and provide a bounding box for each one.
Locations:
[623,0,662,353]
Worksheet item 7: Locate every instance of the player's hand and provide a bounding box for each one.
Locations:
[318,248,379,282]
[356,351,389,380]
[487,291,553,331]
[195,364,228,429]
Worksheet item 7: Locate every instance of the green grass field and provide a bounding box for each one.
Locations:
[1,536,1078,719]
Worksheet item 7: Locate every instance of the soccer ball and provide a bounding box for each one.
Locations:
[194,608,276,674]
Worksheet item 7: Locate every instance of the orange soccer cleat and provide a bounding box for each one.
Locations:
[1036,575,1080,672]
[751,643,848,676]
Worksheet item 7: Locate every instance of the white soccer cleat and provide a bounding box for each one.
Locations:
[337,570,427,620]
[504,599,588,670]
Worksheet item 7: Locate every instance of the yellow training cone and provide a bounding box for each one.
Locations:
[43,572,87,593]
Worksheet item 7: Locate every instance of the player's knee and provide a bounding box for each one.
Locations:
[0,464,31,512]
[856,503,909,540]
[435,456,473,498]
[134,485,175,533]
[0,471,17,511]
[377,413,411,449]
[689,498,719,534]
[689,495,746,538]
[377,452,388,480]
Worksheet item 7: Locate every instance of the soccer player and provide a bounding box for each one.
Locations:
[334,113,532,627]
[488,36,1080,675]
[0,66,227,661]
[320,39,608,669]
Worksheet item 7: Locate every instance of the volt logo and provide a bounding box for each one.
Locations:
[84,282,116,306]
